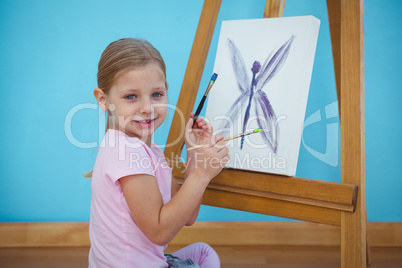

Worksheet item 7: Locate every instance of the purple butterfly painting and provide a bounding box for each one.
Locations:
[219,35,295,153]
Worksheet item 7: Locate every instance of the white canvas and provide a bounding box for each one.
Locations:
[205,16,320,176]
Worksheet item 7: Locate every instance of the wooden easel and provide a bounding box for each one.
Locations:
[164,0,368,267]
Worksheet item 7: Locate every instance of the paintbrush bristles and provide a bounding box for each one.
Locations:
[223,128,261,142]
[204,73,218,96]
[211,73,218,81]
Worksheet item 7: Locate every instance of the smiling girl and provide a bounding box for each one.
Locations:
[87,38,229,268]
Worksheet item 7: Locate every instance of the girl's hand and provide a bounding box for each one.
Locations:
[190,134,230,183]
[184,113,212,150]
[184,114,229,181]
[184,113,212,176]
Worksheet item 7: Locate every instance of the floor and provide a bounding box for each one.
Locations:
[0,246,401,268]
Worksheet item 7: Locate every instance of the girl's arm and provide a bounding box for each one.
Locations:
[120,133,229,246]
[171,177,199,226]
[170,162,201,226]
[171,115,212,226]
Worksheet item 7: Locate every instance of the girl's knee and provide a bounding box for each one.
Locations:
[194,242,214,252]
[194,242,218,258]
[193,242,220,268]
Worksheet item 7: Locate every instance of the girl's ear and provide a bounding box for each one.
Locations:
[94,88,108,111]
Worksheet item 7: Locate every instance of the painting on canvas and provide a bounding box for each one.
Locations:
[205,16,320,176]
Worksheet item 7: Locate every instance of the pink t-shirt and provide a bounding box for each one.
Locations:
[89,129,172,268]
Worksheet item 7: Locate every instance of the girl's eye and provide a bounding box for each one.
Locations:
[125,95,137,100]
[153,92,163,98]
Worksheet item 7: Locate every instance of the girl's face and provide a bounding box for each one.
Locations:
[100,63,168,146]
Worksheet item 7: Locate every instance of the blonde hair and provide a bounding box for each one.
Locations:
[97,38,166,94]
[83,38,167,178]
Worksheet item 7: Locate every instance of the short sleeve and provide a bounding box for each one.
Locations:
[104,139,156,183]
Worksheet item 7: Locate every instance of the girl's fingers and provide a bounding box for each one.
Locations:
[204,119,213,133]
[210,134,224,147]
[194,116,212,132]
[196,119,203,127]
[217,144,229,154]
[185,117,193,130]
[215,134,225,144]
[195,118,203,128]
[187,113,195,128]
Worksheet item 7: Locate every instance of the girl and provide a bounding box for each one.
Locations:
[87,38,229,267]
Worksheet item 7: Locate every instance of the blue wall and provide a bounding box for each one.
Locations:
[0,0,401,222]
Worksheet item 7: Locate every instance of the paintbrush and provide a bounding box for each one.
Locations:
[187,128,261,151]
[192,73,218,127]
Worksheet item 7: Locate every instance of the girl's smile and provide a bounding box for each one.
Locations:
[133,117,158,128]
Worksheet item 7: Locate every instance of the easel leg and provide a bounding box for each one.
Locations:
[339,0,366,267]
[341,205,367,267]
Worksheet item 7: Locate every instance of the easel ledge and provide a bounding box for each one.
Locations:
[173,162,357,226]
